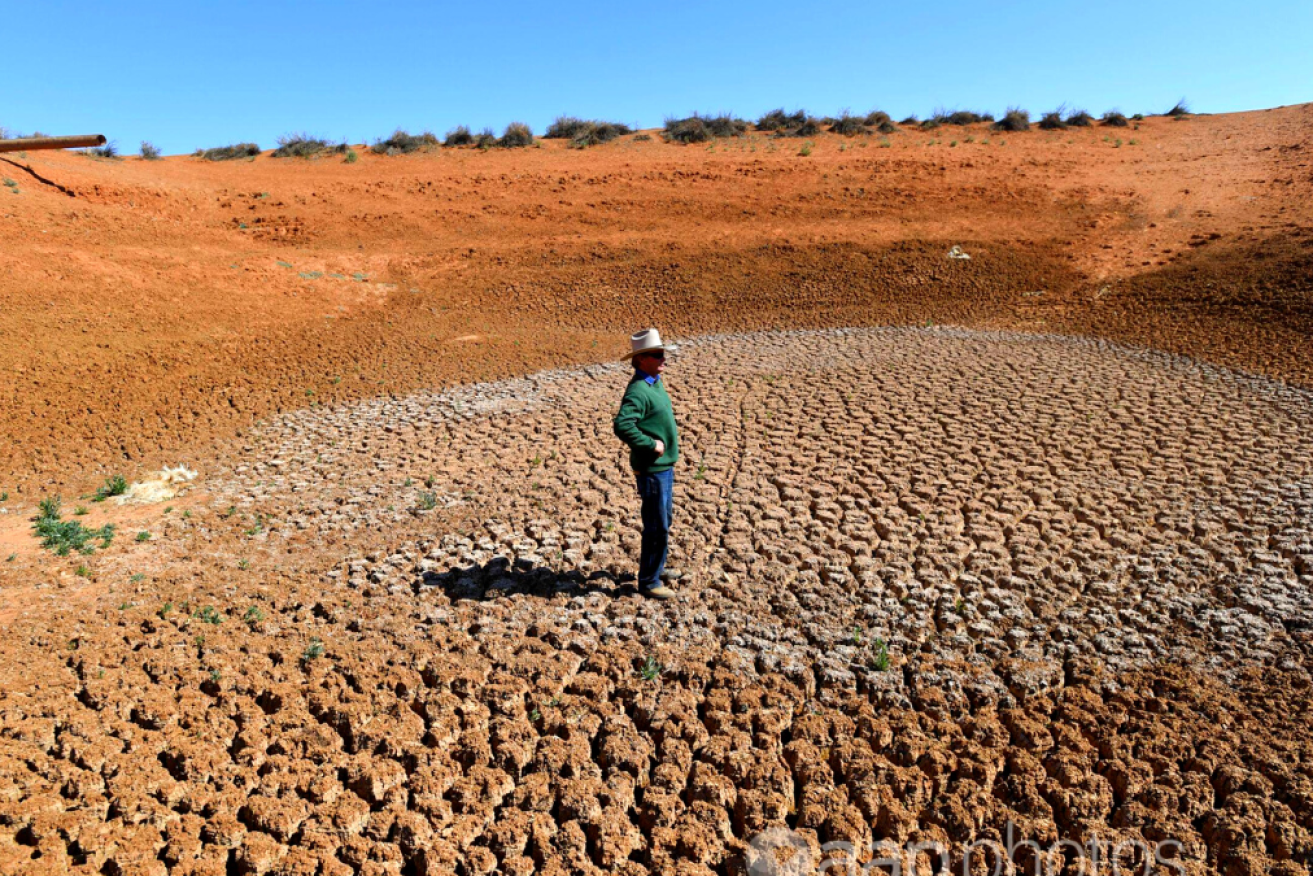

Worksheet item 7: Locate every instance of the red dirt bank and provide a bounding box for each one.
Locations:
[0,105,1310,496]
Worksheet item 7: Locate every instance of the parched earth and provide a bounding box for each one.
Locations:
[2,329,1311,875]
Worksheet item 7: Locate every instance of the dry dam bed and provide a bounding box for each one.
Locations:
[2,328,1312,876]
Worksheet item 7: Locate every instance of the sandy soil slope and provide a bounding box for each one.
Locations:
[0,107,1311,875]
[0,105,1309,496]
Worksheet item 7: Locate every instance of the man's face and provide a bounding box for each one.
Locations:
[637,350,666,378]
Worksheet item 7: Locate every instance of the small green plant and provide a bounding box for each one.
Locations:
[954,597,967,615]
[869,638,891,672]
[93,475,129,502]
[416,492,439,511]
[302,638,325,662]
[5,554,15,562]
[3,178,18,194]
[33,497,115,556]
[798,142,813,157]
[222,505,237,518]
[243,606,265,624]
[694,462,707,481]
[130,573,144,583]
[529,708,542,723]
[157,602,172,619]
[74,506,89,516]
[209,669,222,683]
[638,655,663,682]
[0,491,8,502]
[195,605,223,625]
[75,564,91,578]
[529,454,543,468]
[344,148,359,163]
[237,558,250,570]
[136,531,151,543]
[851,627,863,645]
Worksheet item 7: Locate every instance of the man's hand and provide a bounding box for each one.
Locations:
[653,439,665,456]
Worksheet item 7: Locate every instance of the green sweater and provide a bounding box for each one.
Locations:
[613,372,680,473]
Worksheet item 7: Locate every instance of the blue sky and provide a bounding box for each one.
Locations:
[6,0,1310,155]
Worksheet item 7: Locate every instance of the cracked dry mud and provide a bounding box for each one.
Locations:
[3,328,1312,876]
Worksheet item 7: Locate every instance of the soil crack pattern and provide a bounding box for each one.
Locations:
[2,327,1312,876]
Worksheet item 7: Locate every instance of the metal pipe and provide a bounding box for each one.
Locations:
[0,135,107,154]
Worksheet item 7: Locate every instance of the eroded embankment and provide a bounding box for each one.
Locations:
[4,104,1311,497]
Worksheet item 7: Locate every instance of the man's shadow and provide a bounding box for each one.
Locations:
[416,555,635,601]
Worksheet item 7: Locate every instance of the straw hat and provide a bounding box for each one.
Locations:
[622,328,666,361]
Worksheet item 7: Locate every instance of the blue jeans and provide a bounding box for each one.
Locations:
[635,469,674,590]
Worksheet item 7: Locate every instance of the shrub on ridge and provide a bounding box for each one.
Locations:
[273,134,346,158]
[829,112,870,136]
[444,126,473,146]
[196,143,260,161]
[498,122,534,148]
[756,108,806,131]
[545,116,633,147]
[370,130,438,155]
[993,107,1030,131]
[1038,108,1068,130]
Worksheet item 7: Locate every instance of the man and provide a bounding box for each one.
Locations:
[613,328,681,599]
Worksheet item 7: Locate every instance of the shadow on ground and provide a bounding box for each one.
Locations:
[416,556,634,601]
